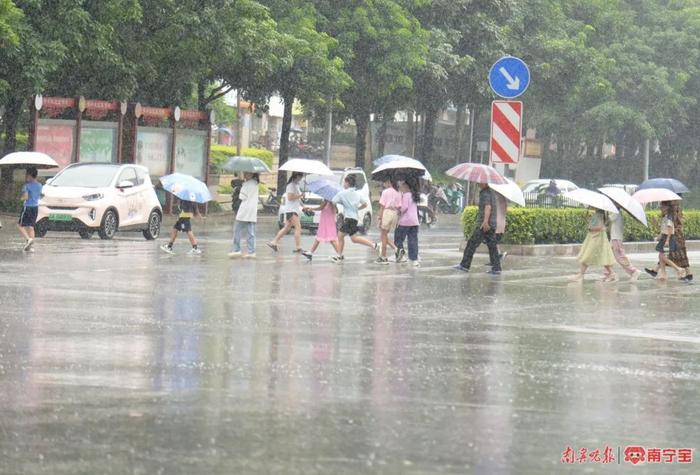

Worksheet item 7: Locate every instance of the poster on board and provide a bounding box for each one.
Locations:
[136,128,171,176]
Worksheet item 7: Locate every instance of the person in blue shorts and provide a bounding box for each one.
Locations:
[18,167,42,252]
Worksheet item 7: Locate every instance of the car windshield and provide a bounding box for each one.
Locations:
[522,183,543,193]
[50,165,120,188]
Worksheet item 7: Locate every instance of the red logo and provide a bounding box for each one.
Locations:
[624,446,646,465]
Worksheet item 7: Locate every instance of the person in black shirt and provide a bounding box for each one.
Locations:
[453,183,501,274]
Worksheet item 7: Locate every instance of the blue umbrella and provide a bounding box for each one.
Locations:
[638,178,689,194]
[306,179,342,201]
[160,173,213,204]
[373,154,421,167]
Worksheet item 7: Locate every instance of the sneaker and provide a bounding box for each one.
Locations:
[411,260,420,267]
[228,251,243,259]
[452,264,469,272]
[187,248,202,256]
[244,253,256,259]
[396,249,407,263]
[375,257,389,265]
[266,242,278,252]
[23,238,34,251]
[302,251,313,261]
[160,244,175,254]
[331,255,344,263]
[486,269,501,275]
[629,270,640,282]
[644,267,658,278]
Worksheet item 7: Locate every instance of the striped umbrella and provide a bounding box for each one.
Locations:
[445,163,508,184]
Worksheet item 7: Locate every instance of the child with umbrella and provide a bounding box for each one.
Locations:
[301,179,341,261]
[158,173,212,255]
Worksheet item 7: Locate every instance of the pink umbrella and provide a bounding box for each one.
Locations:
[632,188,682,204]
[445,163,507,184]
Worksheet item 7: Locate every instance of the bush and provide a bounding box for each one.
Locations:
[210,145,274,173]
[462,207,700,244]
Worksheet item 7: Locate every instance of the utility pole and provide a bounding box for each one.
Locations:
[324,108,332,166]
[236,92,242,155]
[468,105,475,163]
[643,138,650,181]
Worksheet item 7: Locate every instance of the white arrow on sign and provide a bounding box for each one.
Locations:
[499,67,520,90]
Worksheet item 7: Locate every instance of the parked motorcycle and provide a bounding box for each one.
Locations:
[260,188,280,214]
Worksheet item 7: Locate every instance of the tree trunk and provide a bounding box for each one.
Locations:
[454,103,466,165]
[377,113,388,157]
[197,80,207,111]
[277,92,294,196]
[420,106,438,169]
[1,95,23,200]
[404,110,415,157]
[354,112,369,168]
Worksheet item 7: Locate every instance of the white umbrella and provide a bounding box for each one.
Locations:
[490,178,525,206]
[279,158,333,176]
[0,151,59,169]
[632,188,682,204]
[563,188,619,213]
[598,187,648,226]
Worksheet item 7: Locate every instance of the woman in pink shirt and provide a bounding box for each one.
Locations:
[376,179,401,264]
[394,176,421,266]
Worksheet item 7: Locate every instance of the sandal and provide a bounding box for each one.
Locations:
[266,242,278,252]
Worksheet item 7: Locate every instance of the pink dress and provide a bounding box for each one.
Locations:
[316,202,338,242]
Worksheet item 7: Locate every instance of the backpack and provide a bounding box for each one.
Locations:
[231,181,243,212]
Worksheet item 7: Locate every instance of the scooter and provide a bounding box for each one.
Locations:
[260,188,280,214]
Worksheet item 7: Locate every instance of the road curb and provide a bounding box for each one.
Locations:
[460,239,700,256]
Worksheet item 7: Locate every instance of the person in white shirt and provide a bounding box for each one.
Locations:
[608,207,640,281]
[267,172,304,253]
[229,173,260,258]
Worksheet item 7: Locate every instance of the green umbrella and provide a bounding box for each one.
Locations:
[221,156,271,173]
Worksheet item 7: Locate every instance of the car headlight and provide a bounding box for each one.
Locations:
[82,193,104,201]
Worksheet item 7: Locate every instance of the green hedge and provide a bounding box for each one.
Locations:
[210,145,274,173]
[461,207,700,244]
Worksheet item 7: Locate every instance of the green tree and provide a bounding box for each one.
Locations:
[317,0,428,167]
[262,0,350,191]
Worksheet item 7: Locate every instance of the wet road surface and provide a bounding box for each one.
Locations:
[1,215,699,474]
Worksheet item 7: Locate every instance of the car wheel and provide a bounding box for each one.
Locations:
[34,221,48,238]
[98,209,118,240]
[142,210,161,240]
[79,229,94,239]
[361,213,371,234]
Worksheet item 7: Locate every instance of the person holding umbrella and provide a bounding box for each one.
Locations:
[300,179,342,261]
[453,182,501,274]
[598,187,645,281]
[267,172,305,253]
[654,201,687,280]
[394,176,421,266]
[376,178,400,265]
[228,173,260,259]
[17,167,42,251]
[158,173,212,255]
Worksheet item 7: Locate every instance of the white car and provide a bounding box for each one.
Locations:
[36,163,163,240]
[278,168,373,234]
[522,179,579,206]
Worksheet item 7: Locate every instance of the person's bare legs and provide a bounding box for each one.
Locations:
[168,228,178,245]
[350,234,375,249]
[309,239,320,253]
[570,263,588,281]
[330,239,340,254]
[17,225,30,240]
[336,232,346,255]
[659,253,684,278]
[186,230,198,247]
[291,215,302,250]
[270,219,293,245]
[380,228,390,257]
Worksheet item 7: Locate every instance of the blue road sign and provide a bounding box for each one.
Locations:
[488,56,530,99]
